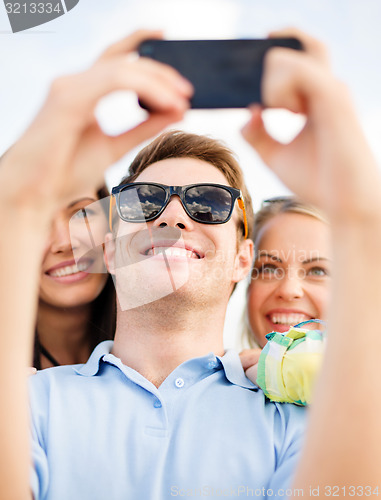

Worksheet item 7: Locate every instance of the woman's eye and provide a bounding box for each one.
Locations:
[262,264,277,273]
[72,208,96,220]
[308,266,328,277]
[255,263,279,277]
[72,209,88,220]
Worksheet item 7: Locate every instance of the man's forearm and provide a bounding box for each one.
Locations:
[293,217,381,491]
[0,211,51,500]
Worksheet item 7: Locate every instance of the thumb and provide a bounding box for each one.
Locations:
[241,106,284,167]
[245,364,259,385]
[239,348,262,370]
[107,109,186,163]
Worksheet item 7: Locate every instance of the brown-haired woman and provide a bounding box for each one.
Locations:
[34,185,116,369]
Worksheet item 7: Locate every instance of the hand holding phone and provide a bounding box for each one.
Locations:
[138,38,303,109]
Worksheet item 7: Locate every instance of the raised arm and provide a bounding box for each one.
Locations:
[242,29,381,493]
[0,30,192,499]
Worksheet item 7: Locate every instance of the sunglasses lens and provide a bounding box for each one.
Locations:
[119,185,166,221]
[184,185,233,223]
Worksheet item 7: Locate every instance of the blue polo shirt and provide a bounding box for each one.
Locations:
[30,341,306,500]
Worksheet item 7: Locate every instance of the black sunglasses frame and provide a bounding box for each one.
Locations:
[260,195,294,208]
[111,182,247,237]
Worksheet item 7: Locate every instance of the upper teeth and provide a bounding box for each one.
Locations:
[146,247,199,259]
[270,313,310,325]
[50,262,90,277]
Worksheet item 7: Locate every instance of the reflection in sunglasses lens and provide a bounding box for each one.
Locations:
[118,184,233,224]
[185,186,232,222]
[120,185,166,221]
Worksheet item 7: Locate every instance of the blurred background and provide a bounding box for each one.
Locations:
[1,0,380,346]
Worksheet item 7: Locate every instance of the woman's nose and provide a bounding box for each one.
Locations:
[275,268,304,300]
[49,217,75,254]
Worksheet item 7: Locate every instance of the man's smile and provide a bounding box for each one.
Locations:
[141,240,204,260]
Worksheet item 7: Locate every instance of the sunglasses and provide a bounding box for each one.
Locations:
[260,196,294,208]
[110,182,248,239]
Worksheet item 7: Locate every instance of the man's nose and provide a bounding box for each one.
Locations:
[152,196,195,231]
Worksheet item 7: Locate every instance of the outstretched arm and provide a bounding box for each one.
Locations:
[0,30,192,500]
[243,29,381,492]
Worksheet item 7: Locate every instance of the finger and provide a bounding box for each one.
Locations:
[46,58,192,119]
[245,364,259,384]
[239,348,262,370]
[268,27,331,67]
[137,58,194,97]
[241,106,284,166]
[262,47,331,112]
[98,29,163,61]
[106,109,187,163]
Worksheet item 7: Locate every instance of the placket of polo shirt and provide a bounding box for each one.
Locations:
[153,353,222,426]
[102,353,169,437]
[102,352,224,438]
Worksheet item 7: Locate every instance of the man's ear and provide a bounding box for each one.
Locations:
[104,232,116,275]
[232,238,254,283]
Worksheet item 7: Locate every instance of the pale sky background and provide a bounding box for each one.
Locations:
[1,0,381,347]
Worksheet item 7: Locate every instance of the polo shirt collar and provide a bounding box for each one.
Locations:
[75,341,258,391]
[74,340,113,376]
[218,349,258,390]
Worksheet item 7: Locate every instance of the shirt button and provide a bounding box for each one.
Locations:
[207,360,218,369]
[175,377,185,388]
[153,399,162,408]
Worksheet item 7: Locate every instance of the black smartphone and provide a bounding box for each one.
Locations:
[138,38,303,109]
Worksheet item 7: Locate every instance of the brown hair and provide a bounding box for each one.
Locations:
[241,196,327,349]
[115,130,254,241]
[83,185,116,349]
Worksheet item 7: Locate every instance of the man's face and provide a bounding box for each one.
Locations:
[106,157,253,311]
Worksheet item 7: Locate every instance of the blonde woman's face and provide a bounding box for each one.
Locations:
[247,212,332,347]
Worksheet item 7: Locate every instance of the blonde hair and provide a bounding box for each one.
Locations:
[241,196,327,349]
